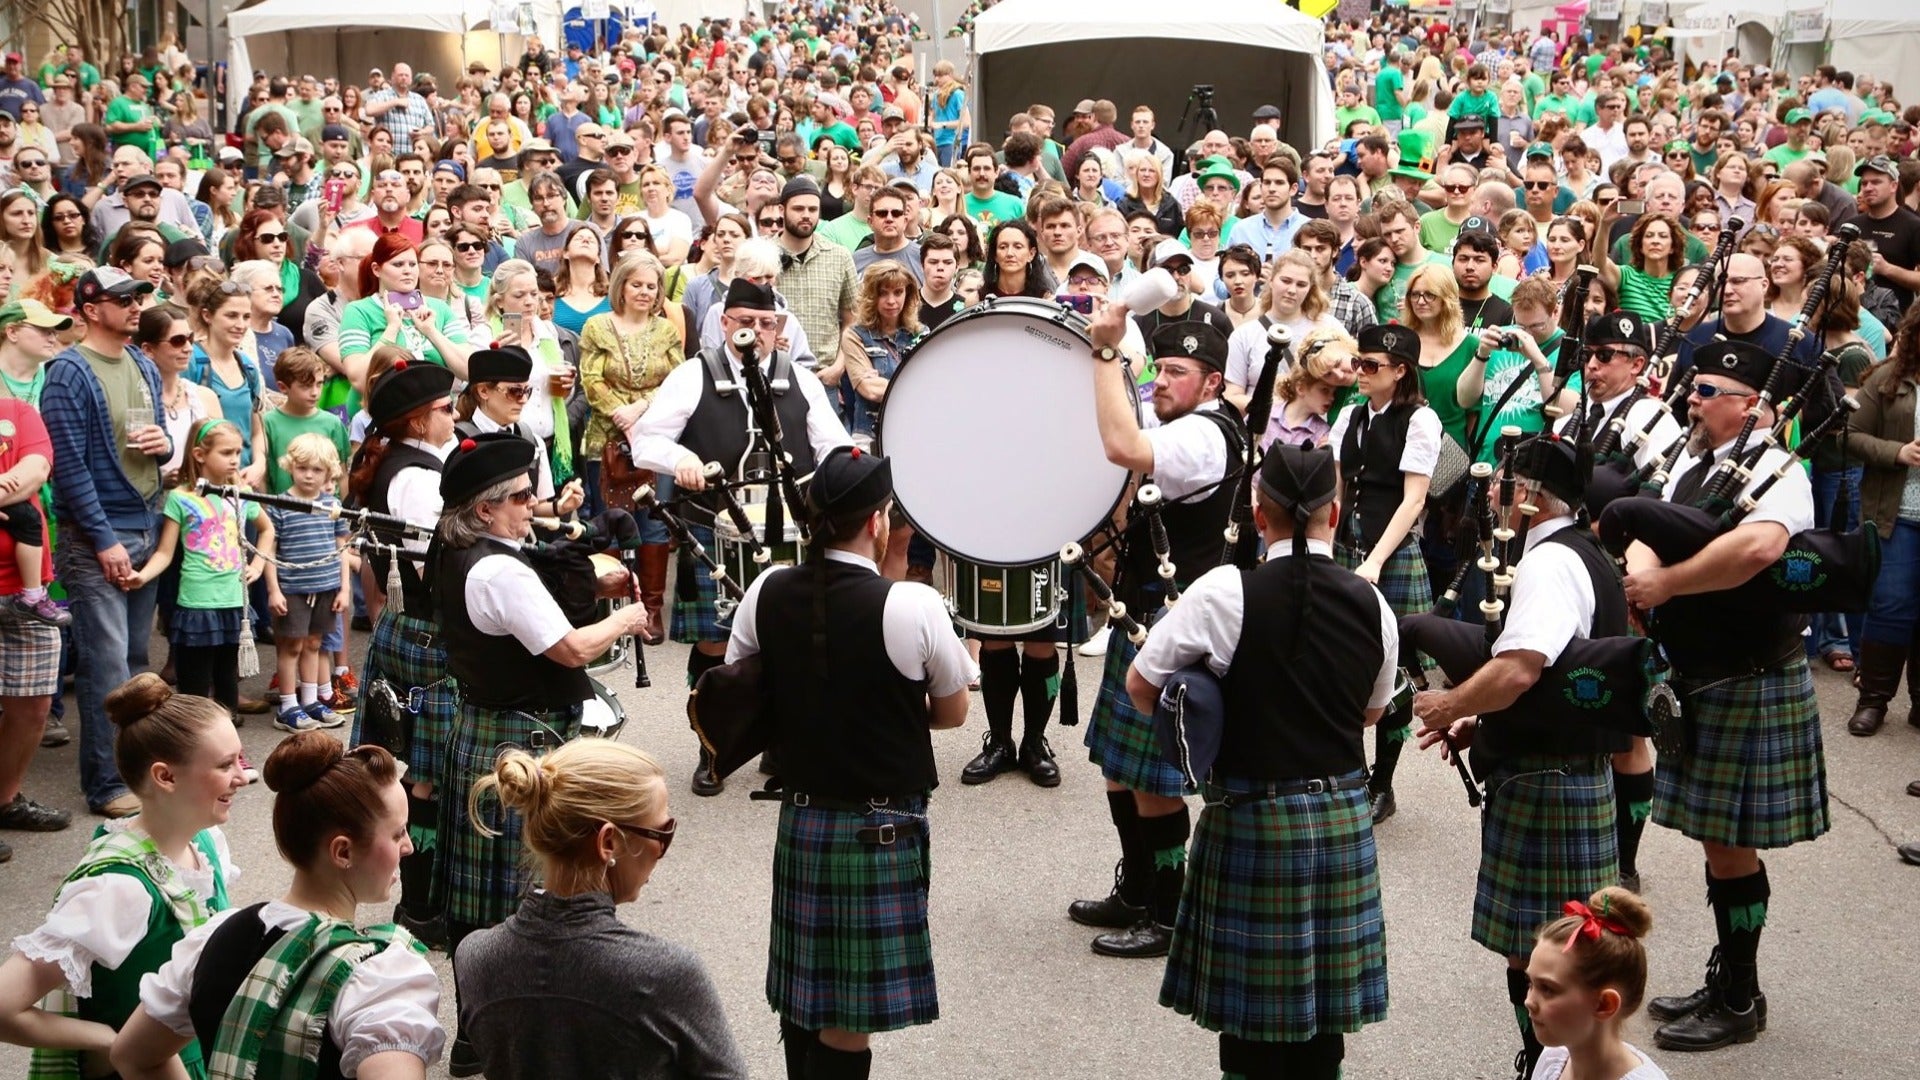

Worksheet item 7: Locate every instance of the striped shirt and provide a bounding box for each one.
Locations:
[267,494,347,595]
[366,89,435,154]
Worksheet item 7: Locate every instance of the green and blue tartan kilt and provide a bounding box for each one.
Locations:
[671,524,731,646]
[1653,655,1829,849]
[1084,629,1193,798]
[1160,773,1388,1042]
[357,611,456,786]
[767,797,938,1034]
[1471,755,1618,958]
[437,699,582,929]
[1335,538,1430,618]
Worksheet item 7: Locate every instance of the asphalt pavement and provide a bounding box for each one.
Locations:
[2,638,1915,1079]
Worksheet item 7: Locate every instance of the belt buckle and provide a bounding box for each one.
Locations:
[867,796,891,809]
[1303,778,1329,795]
[791,792,812,808]
[873,822,897,845]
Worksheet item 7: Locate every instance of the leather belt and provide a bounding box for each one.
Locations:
[749,789,914,845]
[1667,644,1804,686]
[1208,774,1369,808]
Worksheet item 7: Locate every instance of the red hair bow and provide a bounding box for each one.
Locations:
[1561,899,1631,951]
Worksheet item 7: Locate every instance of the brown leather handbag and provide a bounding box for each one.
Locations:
[601,435,653,511]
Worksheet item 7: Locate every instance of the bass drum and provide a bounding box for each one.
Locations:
[879,296,1136,567]
[586,553,631,676]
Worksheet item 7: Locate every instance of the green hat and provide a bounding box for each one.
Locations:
[1861,110,1895,127]
[1524,141,1555,159]
[1195,160,1241,192]
[1785,107,1813,125]
[1397,128,1435,171]
[1389,165,1434,183]
[0,298,73,331]
[1663,139,1690,155]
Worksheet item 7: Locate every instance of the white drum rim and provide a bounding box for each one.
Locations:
[943,556,1065,636]
[879,297,1134,567]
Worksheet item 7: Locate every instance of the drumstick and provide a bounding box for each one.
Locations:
[705,462,771,565]
[1061,541,1147,645]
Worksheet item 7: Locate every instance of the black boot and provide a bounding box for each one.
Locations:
[1069,791,1149,928]
[1018,650,1061,787]
[780,1018,816,1080]
[1652,865,1771,1046]
[1613,767,1654,892]
[688,650,726,796]
[1092,806,1186,958]
[1368,705,1410,823]
[963,649,1020,784]
[1848,640,1907,735]
[1654,961,1762,1051]
[394,794,445,949]
[1508,967,1543,1079]
[807,1043,873,1080]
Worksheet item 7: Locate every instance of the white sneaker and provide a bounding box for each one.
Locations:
[238,751,261,785]
[274,706,324,734]
[1077,629,1110,658]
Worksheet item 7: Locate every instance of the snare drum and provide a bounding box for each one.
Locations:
[579,677,627,740]
[880,296,1136,567]
[713,501,807,590]
[946,557,1064,637]
[586,598,630,675]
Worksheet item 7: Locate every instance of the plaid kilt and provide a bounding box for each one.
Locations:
[1471,755,1618,958]
[1160,774,1388,1041]
[1084,630,1192,798]
[671,524,730,646]
[1335,538,1430,617]
[358,611,456,786]
[1653,655,1829,849]
[438,699,582,929]
[0,617,61,697]
[768,798,938,1034]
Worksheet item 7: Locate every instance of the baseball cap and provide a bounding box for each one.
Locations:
[1153,238,1195,270]
[604,130,636,149]
[881,104,906,122]
[1859,155,1901,180]
[1785,107,1813,125]
[2,52,21,65]
[320,123,352,143]
[275,136,314,157]
[1452,114,1485,131]
[887,176,920,193]
[163,238,213,269]
[1525,142,1555,159]
[0,299,73,331]
[1066,252,1108,282]
[1072,99,1096,116]
[1457,215,1496,237]
[218,146,246,164]
[74,267,156,307]
[122,174,162,192]
[432,160,466,179]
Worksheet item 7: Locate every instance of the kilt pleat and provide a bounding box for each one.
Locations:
[1160,776,1388,1041]
[1470,756,1618,958]
[671,525,729,646]
[1335,539,1430,618]
[1084,630,1192,798]
[437,700,581,929]
[767,799,938,1034]
[357,611,456,786]
[1653,656,1829,849]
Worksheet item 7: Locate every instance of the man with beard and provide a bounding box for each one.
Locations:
[364,62,435,155]
[1453,225,1515,327]
[510,172,580,275]
[94,174,193,252]
[395,153,431,217]
[351,168,425,243]
[772,177,858,382]
[1236,159,1310,265]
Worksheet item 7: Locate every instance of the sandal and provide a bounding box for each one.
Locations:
[1826,653,1857,673]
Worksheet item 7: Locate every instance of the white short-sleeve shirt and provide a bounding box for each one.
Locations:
[1491,516,1597,666]
[1327,400,1444,477]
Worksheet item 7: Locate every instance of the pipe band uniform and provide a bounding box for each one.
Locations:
[626,277,852,798]
[721,446,975,1080]
[1405,428,1634,1080]
[1074,315,1247,961]
[1328,322,1441,826]
[1130,442,1395,1079]
[346,358,458,946]
[1621,337,1828,1054]
[1573,310,1685,521]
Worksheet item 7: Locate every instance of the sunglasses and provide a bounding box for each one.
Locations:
[614,817,676,854]
[50,210,83,222]
[1692,382,1757,401]
[450,240,487,253]
[254,231,289,244]
[491,383,533,401]
[1355,357,1396,375]
[606,145,635,155]
[16,159,46,168]
[500,486,537,505]
[159,332,192,348]
[1523,180,1555,191]
[871,209,907,219]
[618,230,651,242]
[1190,229,1220,240]
[1441,183,1473,194]
[215,280,253,296]
[727,315,782,331]
[330,169,359,179]
[757,218,783,230]
[1588,347,1641,365]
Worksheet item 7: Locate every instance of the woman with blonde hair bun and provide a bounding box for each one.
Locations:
[454,739,746,1079]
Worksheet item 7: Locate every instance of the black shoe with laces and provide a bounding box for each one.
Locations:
[691,751,724,797]
[0,793,72,832]
[1068,862,1148,928]
[960,734,1018,785]
[1368,787,1397,823]
[1018,735,1060,787]
[447,1035,482,1078]
[1090,919,1173,958]
[1654,994,1762,1051]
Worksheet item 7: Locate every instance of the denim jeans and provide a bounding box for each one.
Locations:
[1808,466,1864,658]
[636,474,674,545]
[1863,518,1920,648]
[54,522,161,808]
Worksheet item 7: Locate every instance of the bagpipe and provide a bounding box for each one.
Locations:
[1596,224,1880,614]
[1220,324,1292,570]
[732,327,812,545]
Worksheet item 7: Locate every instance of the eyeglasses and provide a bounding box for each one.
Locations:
[492,383,533,401]
[50,210,83,222]
[1692,382,1755,401]
[254,231,289,244]
[1406,290,1439,303]
[476,181,502,191]
[1068,275,1103,288]
[613,817,676,854]
[1189,229,1220,239]
[1724,274,1767,286]
[419,258,454,270]
[727,315,782,331]
[871,208,907,219]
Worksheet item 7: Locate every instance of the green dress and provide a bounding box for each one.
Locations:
[1419,334,1480,450]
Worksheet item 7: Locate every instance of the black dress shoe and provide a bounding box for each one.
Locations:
[1018,736,1060,787]
[1654,996,1761,1051]
[1091,919,1173,958]
[1900,841,1920,866]
[1906,779,1920,798]
[691,753,724,797]
[1649,972,1767,1030]
[393,905,447,950]
[447,1034,482,1077]
[960,735,1018,785]
[1368,787,1397,824]
[1619,870,1642,894]
[1068,890,1148,929]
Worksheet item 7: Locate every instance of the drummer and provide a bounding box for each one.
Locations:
[454,345,586,522]
[628,279,850,797]
[429,431,652,1076]
[1073,310,1248,959]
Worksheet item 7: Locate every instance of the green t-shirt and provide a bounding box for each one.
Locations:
[1375,67,1406,122]
[1522,73,1547,114]
[1449,89,1499,123]
[1763,143,1812,170]
[1533,93,1581,121]
[1419,335,1481,449]
[40,62,100,90]
[1418,209,1466,255]
[164,489,261,610]
[1474,333,1577,463]
[332,295,465,418]
[809,121,861,152]
[103,96,162,159]
[79,344,162,501]
[965,190,1026,228]
[1335,105,1382,134]
[817,213,872,252]
[1610,230,1709,267]
[261,407,349,495]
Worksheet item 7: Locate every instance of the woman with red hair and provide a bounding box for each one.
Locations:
[337,232,473,418]
[230,208,325,344]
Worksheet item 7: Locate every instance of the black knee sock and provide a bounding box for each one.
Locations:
[779,1019,816,1080]
[979,649,1020,742]
[807,1043,872,1080]
[1710,862,1769,1010]
[1613,768,1655,877]
[1508,966,1542,1075]
[686,648,725,690]
[400,793,439,917]
[1107,790,1150,907]
[1221,1033,1343,1080]
[1138,805,1191,927]
[1371,703,1412,793]
[1019,650,1059,740]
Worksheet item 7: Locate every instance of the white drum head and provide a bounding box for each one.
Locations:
[881,298,1132,566]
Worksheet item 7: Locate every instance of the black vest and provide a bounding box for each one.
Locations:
[1115,407,1246,614]
[188,904,344,1080]
[1338,402,1416,554]
[757,559,936,799]
[1474,528,1633,763]
[1219,552,1385,779]
[435,536,592,711]
[677,347,816,525]
[362,442,443,613]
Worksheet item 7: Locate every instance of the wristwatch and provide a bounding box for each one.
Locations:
[1095,345,1121,363]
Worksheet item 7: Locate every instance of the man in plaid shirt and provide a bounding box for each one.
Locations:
[363,62,434,155]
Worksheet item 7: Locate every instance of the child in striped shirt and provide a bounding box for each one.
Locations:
[263,432,352,733]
